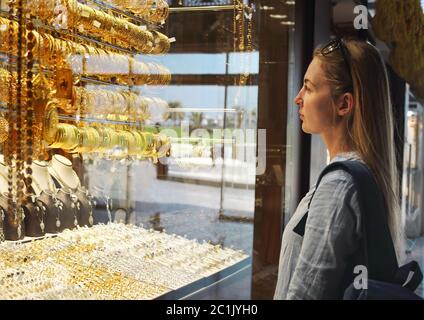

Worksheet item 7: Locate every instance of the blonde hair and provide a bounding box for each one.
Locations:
[314,39,404,260]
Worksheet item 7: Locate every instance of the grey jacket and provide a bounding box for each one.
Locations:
[274,152,363,300]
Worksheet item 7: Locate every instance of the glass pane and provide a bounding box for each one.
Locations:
[0,0,294,300]
[402,89,424,297]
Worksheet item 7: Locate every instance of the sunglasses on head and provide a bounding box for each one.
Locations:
[321,38,353,92]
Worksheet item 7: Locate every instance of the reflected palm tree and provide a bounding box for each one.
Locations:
[249,109,257,127]
[191,112,204,129]
[234,106,245,129]
[168,101,185,124]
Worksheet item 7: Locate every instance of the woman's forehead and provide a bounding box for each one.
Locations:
[305,59,325,86]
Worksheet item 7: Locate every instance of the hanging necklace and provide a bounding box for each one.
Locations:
[0,168,23,238]
[0,207,5,242]
[53,196,63,230]
[37,189,63,231]
[2,192,24,239]
[56,188,79,228]
[78,188,94,227]
[23,168,50,233]
[49,164,82,227]
[32,199,45,233]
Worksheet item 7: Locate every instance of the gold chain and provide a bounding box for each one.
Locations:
[25,14,36,202]
[6,0,17,216]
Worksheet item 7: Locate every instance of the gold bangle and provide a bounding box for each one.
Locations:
[130,131,143,155]
[97,127,112,153]
[139,131,154,156]
[43,101,59,144]
[126,130,138,155]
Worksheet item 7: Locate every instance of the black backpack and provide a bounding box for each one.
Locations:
[293,160,423,300]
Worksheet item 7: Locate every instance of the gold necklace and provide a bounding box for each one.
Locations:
[0,206,4,241]
[1,192,24,239]
[28,195,45,234]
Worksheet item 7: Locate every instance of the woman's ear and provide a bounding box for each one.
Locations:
[336,92,354,116]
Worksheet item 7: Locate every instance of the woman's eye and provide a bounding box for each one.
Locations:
[304,85,310,92]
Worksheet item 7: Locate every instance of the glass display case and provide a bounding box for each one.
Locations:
[0,0,295,299]
[403,88,424,239]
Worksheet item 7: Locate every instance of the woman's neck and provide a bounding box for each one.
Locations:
[321,126,354,160]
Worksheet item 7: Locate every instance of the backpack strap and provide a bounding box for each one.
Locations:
[293,160,398,282]
[293,162,349,237]
[394,260,423,291]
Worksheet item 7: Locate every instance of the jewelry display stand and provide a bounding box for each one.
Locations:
[47,154,94,229]
[0,223,249,299]
[31,160,56,195]
[48,155,81,191]
[0,157,8,195]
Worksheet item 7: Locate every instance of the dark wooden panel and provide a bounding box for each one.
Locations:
[170,74,259,86]
[251,0,292,300]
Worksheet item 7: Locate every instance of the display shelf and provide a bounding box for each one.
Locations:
[170,74,258,86]
[4,233,58,244]
[169,5,236,13]
[58,29,137,56]
[0,9,168,56]
[78,75,133,87]
[0,9,139,56]
[1,62,165,94]
[57,114,141,126]
[79,73,171,86]
[0,223,249,300]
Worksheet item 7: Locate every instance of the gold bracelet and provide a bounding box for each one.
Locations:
[43,101,59,144]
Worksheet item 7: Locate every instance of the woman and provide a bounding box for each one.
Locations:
[274,38,403,300]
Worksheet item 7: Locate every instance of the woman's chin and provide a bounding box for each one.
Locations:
[301,123,311,134]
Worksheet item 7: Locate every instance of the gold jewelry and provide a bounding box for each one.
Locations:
[149,0,169,24]
[155,134,170,158]
[43,101,59,144]
[96,127,112,153]
[0,116,9,144]
[150,30,170,54]
[125,130,138,155]
[49,123,80,150]
[108,128,119,149]
[139,131,154,156]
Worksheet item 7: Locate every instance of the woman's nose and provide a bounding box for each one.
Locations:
[294,89,303,107]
